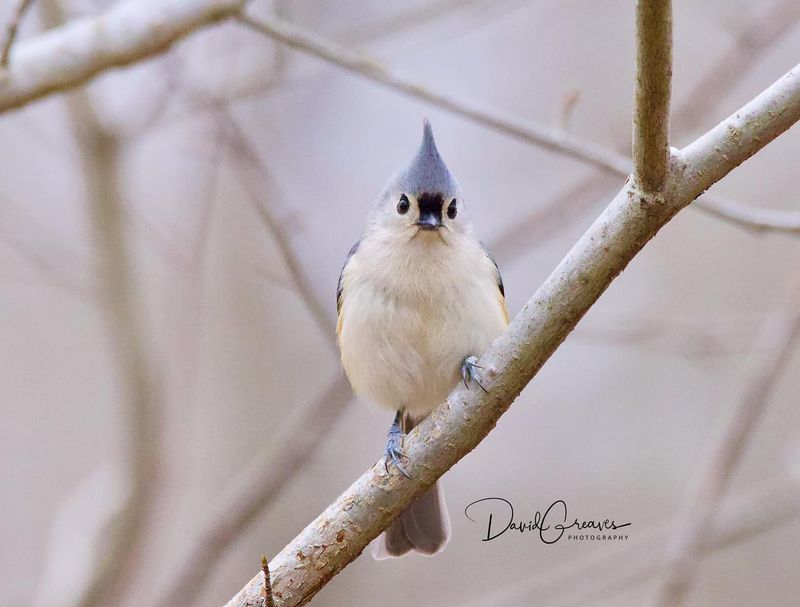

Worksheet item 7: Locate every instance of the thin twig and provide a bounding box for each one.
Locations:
[225,61,800,607]
[262,555,275,607]
[648,274,800,607]
[237,13,800,237]
[491,0,800,258]
[69,111,161,607]
[157,377,352,607]
[1,3,797,234]
[633,0,673,191]
[0,0,35,70]
[38,1,163,604]
[153,109,350,607]
[672,0,800,135]
[488,171,620,263]
[558,89,580,133]
[237,13,629,176]
[222,111,333,336]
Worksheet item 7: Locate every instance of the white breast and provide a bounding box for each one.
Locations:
[338,230,507,417]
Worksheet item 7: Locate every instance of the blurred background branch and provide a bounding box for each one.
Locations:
[649,273,800,607]
[37,1,164,605]
[237,12,800,237]
[0,0,35,72]
[461,473,800,607]
[226,41,800,606]
[4,2,800,607]
[489,0,800,262]
[154,105,354,607]
[0,0,246,112]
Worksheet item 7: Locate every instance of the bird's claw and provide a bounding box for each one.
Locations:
[461,355,488,392]
[384,412,411,478]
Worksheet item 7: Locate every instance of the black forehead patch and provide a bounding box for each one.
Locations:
[417,192,444,214]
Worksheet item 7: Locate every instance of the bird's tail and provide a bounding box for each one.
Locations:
[370,414,451,560]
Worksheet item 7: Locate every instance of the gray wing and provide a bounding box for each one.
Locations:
[337,239,361,314]
[480,241,505,298]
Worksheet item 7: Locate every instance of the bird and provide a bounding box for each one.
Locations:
[336,119,509,559]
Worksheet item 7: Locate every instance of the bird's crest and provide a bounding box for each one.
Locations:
[396,119,456,195]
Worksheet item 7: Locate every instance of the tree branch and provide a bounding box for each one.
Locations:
[672,0,800,135]
[0,0,35,71]
[66,97,161,607]
[490,0,800,260]
[0,0,246,113]
[154,108,351,607]
[1,4,797,235]
[236,12,631,176]
[648,275,800,607]
[226,61,800,607]
[237,13,800,236]
[633,0,673,191]
[36,0,164,603]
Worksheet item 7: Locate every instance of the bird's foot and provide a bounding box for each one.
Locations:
[384,410,411,479]
[461,355,488,392]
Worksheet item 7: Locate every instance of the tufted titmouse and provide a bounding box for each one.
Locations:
[336,120,508,559]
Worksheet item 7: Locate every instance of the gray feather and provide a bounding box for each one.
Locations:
[393,119,457,196]
[371,414,451,559]
[336,239,360,314]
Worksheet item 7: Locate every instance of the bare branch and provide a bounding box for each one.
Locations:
[223,112,333,335]
[226,61,800,607]
[37,0,164,604]
[672,0,800,135]
[262,555,275,607]
[0,4,796,235]
[68,117,161,607]
[237,12,631,176]
[238,13,800,238]
[153,109,349,607]
[158,377,352,607]
[693,194,800,234]
[67,108,161,607]
[633,0,673,191]
[648,276,800,606]
[0,0,246,114]
[491,0,800,257]
[0,0,35,71]
[488,172,619,263]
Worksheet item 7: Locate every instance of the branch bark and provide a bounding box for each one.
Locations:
[633,0,673,191]
[0,0,245,113]
[226,62,800,607]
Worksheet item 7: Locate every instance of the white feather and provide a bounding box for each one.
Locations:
[338,224,506,417]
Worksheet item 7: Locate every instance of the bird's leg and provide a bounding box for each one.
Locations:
[384,409,411,479]
[461,355,488,392]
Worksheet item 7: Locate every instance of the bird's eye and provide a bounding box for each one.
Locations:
[397,194,410,215]
[447,199,457,219]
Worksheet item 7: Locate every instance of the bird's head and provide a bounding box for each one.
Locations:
[370,120,469,242]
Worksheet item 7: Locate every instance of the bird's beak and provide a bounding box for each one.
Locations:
[416,212,443,231]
